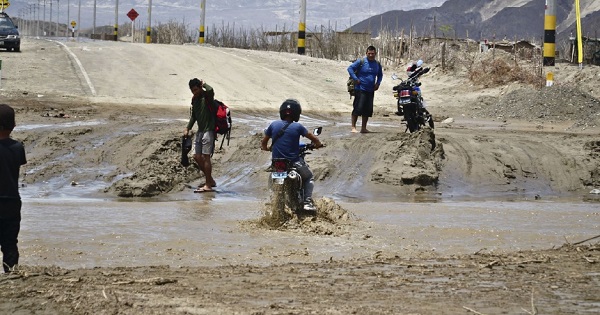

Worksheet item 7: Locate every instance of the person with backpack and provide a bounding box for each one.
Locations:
[184,78,217,193]
[347,45,383,133]
[0,104,27,273]
[261,99,323,211]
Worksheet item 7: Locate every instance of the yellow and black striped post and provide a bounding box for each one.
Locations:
[298,0,306,55]
[543,0,556,86]
[146,0,152,43]
[199,0,206,44]
[543,0,556,67]
[114,0,119,41]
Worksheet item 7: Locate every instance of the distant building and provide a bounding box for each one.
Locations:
[569,36,600,65]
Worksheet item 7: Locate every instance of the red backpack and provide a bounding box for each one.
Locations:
[212,99,231,150]
[202,96,232,151]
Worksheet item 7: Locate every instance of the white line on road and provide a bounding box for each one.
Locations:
[52,40,97,96]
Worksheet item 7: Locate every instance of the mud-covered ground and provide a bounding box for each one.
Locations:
[1,243,598,315]
[0,38,599,314]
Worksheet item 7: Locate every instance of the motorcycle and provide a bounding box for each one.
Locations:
[267,127,322,222]
[392,67,435,133]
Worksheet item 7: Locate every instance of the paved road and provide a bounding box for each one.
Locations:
[1,38,353,111]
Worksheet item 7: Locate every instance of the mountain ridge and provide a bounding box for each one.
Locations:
[351,0,599,43]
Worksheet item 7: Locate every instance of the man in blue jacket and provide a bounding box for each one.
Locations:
[347,45,383,133]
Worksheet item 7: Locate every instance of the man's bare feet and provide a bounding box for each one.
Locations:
[351,128,359,133]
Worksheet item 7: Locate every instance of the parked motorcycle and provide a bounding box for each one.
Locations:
[267,127,322,221]
[392,67,434,133]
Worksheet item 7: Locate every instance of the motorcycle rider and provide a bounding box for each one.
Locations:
[261,99,323,211]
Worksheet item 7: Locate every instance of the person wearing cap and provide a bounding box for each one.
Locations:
[0,103,27,273]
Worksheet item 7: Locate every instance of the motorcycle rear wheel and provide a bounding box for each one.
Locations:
[268,183,290,226]
[284,172,303,213]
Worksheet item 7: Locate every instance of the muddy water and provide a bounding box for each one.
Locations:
[19,187,600,269]
[14,115,600,269]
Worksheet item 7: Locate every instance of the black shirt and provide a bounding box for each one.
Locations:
[0,138,27,199]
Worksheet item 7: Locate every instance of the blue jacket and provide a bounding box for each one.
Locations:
[347,57,383,92]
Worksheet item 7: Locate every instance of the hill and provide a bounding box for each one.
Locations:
[351,0,600,43]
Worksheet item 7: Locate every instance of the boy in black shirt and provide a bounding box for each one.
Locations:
[0,104,27,273]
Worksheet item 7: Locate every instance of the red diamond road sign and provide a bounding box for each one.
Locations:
[127,9,139,21]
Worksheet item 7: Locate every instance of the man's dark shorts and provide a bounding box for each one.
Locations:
[352,90,375,117]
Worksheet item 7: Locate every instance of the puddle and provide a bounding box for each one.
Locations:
[14,119,107,131]
[19,191,600,269]
[13,112,600,270]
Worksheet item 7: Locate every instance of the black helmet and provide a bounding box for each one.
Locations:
[279,99,302,122]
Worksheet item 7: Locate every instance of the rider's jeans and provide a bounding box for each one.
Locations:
[294,159,314,202]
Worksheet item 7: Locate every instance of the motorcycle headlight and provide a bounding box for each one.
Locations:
[7,35,19,39]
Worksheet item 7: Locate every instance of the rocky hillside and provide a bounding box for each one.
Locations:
[351,0,599,43]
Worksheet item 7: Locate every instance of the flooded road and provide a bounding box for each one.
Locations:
[20,189,600,269]
[13,109,600,270]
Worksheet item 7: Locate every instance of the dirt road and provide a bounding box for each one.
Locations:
[0,38,598,314]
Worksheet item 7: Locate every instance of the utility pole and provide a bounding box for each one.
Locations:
[37,0,41,37]
[114,0,119,41]
[543,0,556,86]
[66,0,69,37]
[77,0,80,39]
[43,0,46,36]
[575,0,583,69]
[56,0,59,37]
[93,0,97,36]
[198,0,206,44]
[146,0,152,43]
[298,0,306,55]
[49,0,52,36]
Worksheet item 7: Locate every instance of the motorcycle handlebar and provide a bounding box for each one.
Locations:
[393,67,429,90]
[300,142,325,152]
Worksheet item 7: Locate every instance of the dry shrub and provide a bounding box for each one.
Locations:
[468,52,544,87]
[154,20,193,45]
[122,21,544,89]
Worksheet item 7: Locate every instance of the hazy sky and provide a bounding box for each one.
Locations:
[10,0,446,31]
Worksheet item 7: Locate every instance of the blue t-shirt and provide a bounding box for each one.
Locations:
[347,57,383,92]
[265,120,308,163]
